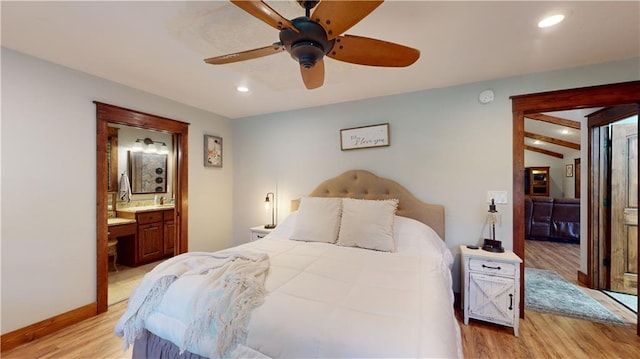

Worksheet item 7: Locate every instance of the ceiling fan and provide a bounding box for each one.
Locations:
[204,0,420,89]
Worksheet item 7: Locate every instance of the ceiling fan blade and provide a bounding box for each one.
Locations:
[327,35,419,67]
[300,59,324,89]
[204,43,285,65]
[311,1,382,40]
[231,0,299,32]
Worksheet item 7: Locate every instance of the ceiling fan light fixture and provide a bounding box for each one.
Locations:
[290,41,325,68]
[538,14,565,28]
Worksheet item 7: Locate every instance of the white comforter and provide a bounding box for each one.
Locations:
[140,213,463,358]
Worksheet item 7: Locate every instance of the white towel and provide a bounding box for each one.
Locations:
[119,173,132,202]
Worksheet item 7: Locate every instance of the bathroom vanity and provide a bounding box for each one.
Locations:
[115,206,175,266]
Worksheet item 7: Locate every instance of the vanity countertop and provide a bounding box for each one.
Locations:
[108,218,137,226]
[116,204,175,214]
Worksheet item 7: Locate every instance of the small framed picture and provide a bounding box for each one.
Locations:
[204,135,222,167]
[565,164,573,177]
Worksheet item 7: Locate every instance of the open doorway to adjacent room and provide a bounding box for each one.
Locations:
[511,81,640,335]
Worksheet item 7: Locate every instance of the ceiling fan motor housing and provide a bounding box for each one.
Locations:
[280,17,334,69]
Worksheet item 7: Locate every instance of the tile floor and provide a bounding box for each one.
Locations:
[108,260,163,306]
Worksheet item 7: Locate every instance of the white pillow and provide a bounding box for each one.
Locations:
[337,198,398,252]
[290,197,342,243]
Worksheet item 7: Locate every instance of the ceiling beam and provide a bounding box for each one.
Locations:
[524,145,564,159]
[526,113,581,129]
[524,131,580,150]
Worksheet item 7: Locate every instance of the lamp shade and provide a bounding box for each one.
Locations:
[264,192,276,229]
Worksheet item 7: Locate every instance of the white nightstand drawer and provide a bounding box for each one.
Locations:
[469,258,517,277]
[250,225,275,241]
[251,231,269,241]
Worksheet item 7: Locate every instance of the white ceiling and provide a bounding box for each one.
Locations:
[525,109,593,158]
[2,1,639,119]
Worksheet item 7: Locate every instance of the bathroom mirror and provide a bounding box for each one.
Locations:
[128,151,168,194]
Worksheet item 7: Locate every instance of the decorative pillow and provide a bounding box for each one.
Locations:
[337,198,399,252]
[290,197,342,243]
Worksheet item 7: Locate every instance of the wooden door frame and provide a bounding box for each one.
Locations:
[511,80,640,336]
[96,102,189,313]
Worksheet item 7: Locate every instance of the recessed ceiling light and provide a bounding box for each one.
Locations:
[534,140,542,145]
[538,14,565,28]
[236,86,249,93]
[561,129,570,135]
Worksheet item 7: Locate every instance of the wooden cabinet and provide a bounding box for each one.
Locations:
[117,208,175,266]
[163,210,175,256]
[525,166,550,196]
[461,245,522,336]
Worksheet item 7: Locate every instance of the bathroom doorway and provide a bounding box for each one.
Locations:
[95,102,189,314]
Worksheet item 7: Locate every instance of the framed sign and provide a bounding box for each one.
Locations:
[565,164,573,177]
[204,135,222,167]
[340,123,390,151]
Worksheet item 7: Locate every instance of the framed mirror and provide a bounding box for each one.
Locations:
[128,151,168,194]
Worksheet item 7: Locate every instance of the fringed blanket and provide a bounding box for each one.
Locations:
[114,251,269,357]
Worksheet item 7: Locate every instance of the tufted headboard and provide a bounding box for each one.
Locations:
[291,170,445,240]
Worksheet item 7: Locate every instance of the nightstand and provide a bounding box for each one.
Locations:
[460,245,522,336]
[250,225,275,241]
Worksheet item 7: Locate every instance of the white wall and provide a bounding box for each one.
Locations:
[231,57,640,291]
[2,47,638,334]
[1,48,233,334]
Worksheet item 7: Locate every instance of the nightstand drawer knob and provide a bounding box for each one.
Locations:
[482,264,501,270]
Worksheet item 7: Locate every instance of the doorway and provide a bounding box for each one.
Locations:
[95,102,190,314]
[589,110,638,295]
[511,80,640,336]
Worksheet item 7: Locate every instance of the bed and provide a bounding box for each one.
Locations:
[116,170,463,358]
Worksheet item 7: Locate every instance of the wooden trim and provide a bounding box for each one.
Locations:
[526,113,581,129]
[1,303,96,351]
[577,270,590,287]
[513,110,526,318]
[511,80,640,333]
[511,81,640,112]
[524,131,580,150]
[107,127,119,192]
[524,145,564,159]
[587,104,638,128]
[95,102,189,315]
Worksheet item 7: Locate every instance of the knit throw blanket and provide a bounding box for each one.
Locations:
[114,251,270,357]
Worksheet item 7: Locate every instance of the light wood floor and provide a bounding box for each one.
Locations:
[461,239,639,358]
[3,240,639,358]
[108,261,162,306]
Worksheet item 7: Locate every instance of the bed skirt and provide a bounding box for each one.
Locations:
[133,330,207,359]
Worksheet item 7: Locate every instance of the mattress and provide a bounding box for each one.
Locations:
[127,213,462,358]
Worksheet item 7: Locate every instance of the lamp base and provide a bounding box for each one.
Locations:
[264,224,276,229]
[482,239,504,253]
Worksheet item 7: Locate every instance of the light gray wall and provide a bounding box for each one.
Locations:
[231,57,640,291]
[2,46,638,335]
[1,48,234,334]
